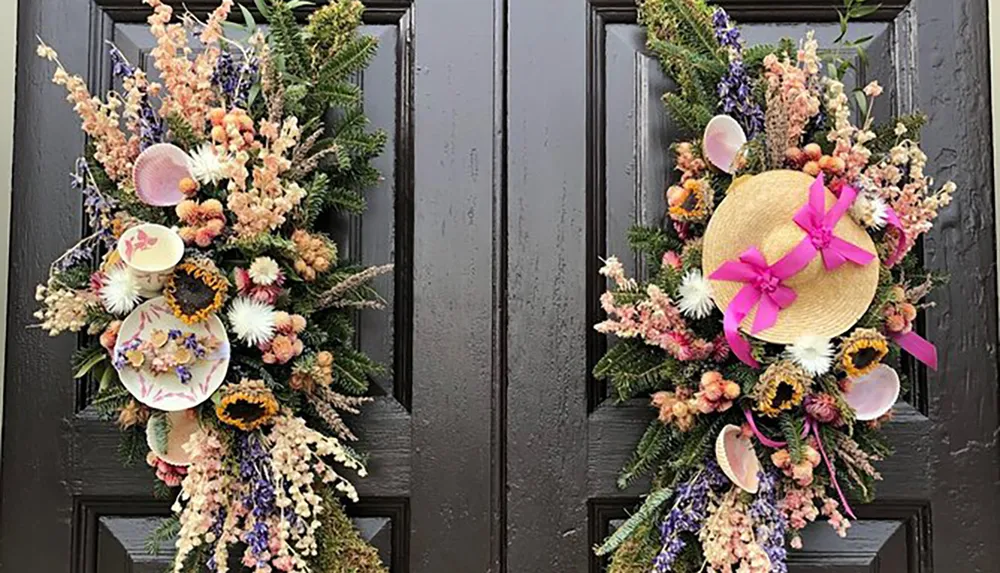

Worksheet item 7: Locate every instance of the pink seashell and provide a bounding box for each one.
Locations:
[146,409,201,466]
[843,364,900,421]
[702,115,747,174]
[715,424,760,493]
[133,143,193,206]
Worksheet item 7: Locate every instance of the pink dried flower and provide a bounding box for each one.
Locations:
[804,393,842,425]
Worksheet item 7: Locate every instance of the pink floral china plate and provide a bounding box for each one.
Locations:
[113,297,230,411]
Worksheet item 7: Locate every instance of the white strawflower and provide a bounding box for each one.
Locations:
[227,297,277,345]
[786,335,834,376]
[248,256,281,286]
[100,265,141,315]
[187,144,227,185]
[850,192,888,230]
[677,270,714,319]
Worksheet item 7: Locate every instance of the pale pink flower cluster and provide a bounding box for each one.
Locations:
[770,441,821,486]
[763,48,821,149]
[699,489,772,573]
[144,0,229,135]
[824,78,878,183]
[264,413,366,570]
[173,429,231,573]
[864,138,955,260]
[595,258,722,361]
[36,43,134,180]
[779,483,851,549]
[33,279,96,336]
[228,117,307,237]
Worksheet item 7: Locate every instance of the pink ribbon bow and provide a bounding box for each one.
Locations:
[743,409,857,520]
[710,248,805,368]
[791,174,875,270]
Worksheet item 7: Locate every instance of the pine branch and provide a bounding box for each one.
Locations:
[780,413,807,463]
[618,420,675,489]
[594,487,674,556]
[145,516,180,556]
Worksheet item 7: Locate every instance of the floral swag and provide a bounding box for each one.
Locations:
[33,0,393,571]
[593,1,953,572]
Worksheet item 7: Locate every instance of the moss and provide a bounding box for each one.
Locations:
[314,491,388,573]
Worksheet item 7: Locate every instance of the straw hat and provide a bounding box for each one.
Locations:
[702,170,879,343]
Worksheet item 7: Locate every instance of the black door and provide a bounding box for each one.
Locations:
[504,0,1000,572]
[3,0,502,571]
[4,1,1000,572]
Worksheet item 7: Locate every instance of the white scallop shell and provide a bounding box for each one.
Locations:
[843,364,900,421]
[702,115,748,174]
[132,143,193,207]
[146,409,201,466]
[715,424,761,493]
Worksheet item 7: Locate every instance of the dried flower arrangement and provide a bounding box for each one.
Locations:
[593,1,952,571]
[33,0,392,570]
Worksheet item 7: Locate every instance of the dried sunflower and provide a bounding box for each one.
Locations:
[666,177,714,222]
[839,328,888,378]
[755,360,811,417]
[164,258,229,324]
[215,378,279,431]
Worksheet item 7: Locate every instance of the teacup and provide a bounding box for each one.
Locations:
[117,223,185,296]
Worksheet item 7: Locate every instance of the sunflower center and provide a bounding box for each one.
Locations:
[850,346,879,370]
[172,270,218,315]
[771,381,795,408]
[223,399,267,423]
[681,188,702,211]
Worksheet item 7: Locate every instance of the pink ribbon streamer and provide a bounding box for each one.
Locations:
[743,409,857,520]
[890,330,939,370]
[793,174,875,270]
[710,248,809,368]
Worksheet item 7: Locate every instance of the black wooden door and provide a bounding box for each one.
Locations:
[505,0,1000,572]
[4,1,1000,572]
[3,0,501,571]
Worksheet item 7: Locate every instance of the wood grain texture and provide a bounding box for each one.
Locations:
[916,0,1000,570]
[507,0,591,569]
[407,0,498,570]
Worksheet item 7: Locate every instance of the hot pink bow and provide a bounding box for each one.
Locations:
[792,174,875,270]
[710,247,804,368]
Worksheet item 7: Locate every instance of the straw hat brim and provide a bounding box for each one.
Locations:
[701,170,879,344]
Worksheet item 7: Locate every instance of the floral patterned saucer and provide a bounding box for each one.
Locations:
[113,297,230,411]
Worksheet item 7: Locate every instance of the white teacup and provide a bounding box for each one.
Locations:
[117,223,185,296]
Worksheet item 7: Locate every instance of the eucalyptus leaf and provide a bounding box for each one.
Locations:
[239,4,256,31]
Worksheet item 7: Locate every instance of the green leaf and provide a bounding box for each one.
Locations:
[253,0,272,19]
[854,90,869,119]
[851,4,882,18]
[594,487,673,556]
[74,349,107,379]
[239,3,256,30]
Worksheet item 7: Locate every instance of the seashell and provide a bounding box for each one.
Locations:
[702,115,747,174]
[133,143,193,206]
[146,409,201,466]
[843,364,900,421]
[715,424,761,493]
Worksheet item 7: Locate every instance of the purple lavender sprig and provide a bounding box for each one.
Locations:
[236,432,277,565]
[212,51,258,109]
[653,462,729,572]
[712,8,765,138]
[108,45,165,149]
[749,469,789,572]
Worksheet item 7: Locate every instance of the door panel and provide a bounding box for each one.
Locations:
[507,0,999,572]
